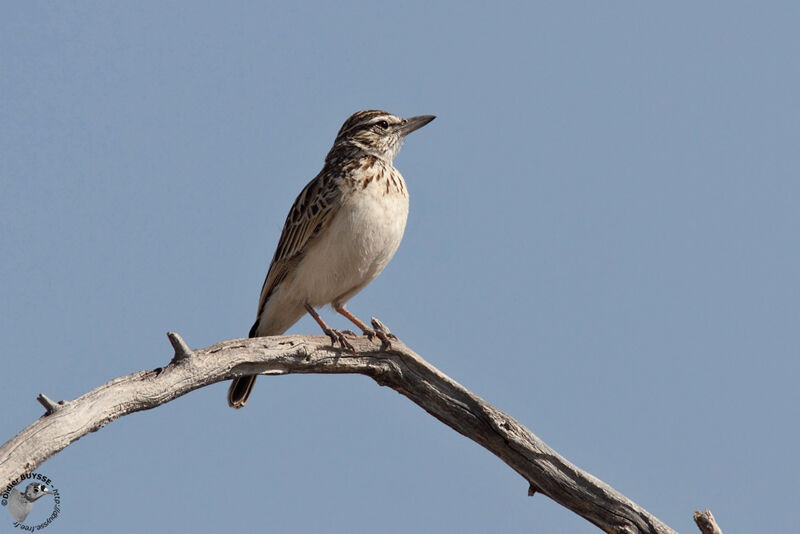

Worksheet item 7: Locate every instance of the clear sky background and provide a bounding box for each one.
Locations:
[2,2,798,533]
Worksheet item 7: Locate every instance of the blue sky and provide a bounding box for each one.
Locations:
[1,2,798,532]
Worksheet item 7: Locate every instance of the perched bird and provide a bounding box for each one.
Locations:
[8,483,52,523]
[228,110,435,408]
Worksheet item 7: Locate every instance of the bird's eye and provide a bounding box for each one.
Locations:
[376,120,389,129]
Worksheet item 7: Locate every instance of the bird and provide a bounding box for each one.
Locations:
[228,110,435,409]
[8,483,52,523]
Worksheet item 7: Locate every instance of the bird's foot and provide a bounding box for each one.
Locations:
[323,328,355,351]
[371,317,398,339]
[368,317,399,350]
[339,329,358,337]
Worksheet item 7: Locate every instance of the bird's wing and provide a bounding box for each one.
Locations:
[253,172,343,324]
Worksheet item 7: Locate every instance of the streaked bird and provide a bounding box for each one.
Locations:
[8,483,53,523]
[228,110,435,408]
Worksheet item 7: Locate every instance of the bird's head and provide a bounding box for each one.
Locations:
[332,110,435,162]
[22,483,53,503]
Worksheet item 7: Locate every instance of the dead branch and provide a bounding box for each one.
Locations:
[0,333,712,533]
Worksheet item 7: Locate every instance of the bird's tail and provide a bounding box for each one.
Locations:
[228,375,257,409]
[228,318,261,409]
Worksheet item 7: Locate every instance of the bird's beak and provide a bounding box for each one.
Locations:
[43,487,53,495]
[399,115,436,136]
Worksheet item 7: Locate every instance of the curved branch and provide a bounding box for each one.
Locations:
[1,333,684,533]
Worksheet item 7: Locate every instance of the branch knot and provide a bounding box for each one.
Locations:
[167,332,194,363]
[37,393,67,415]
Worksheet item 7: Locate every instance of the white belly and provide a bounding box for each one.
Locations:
[284,181,409,307]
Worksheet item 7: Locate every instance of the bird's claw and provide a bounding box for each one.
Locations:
[359,327,391,349]
[371,317,397,337]
[324,328,355,351]
[360,328,376,342]
[374,329,393,351]
[368,317,398,350]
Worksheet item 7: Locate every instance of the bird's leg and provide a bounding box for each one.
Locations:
[304,303,354,351]
[332,304,371,334]
[333,304,394,350]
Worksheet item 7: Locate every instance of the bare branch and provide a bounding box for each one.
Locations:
[694,509,723,534]
[1,334,686,533]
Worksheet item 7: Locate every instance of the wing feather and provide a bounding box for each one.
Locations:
[253,173,342,321]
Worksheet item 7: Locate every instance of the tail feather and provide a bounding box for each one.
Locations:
[227,317,261,409]
[228,375,257,409]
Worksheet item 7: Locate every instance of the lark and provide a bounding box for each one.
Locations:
[228,110,435,408]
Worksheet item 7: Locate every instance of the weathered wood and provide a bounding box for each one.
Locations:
[35,394,65,415]
[167,331,194,363]
[0,334,692,533]
[694,509,723,534]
